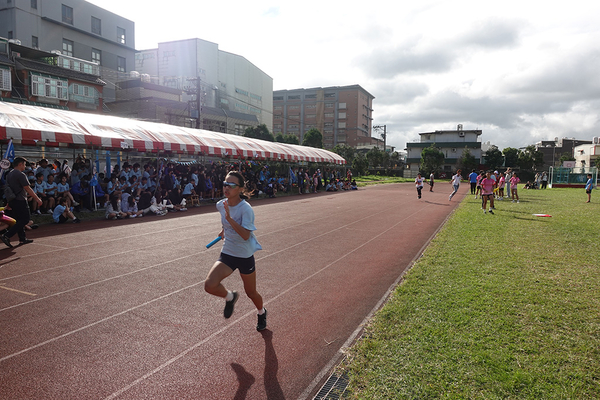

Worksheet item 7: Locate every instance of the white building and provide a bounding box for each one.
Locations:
[573,138,600,169]
[405,125,482,177]
[135,38,273,133]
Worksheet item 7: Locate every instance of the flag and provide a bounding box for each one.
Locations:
[3,139,15,162]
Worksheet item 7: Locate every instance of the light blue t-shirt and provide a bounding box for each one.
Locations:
[52,204,67,222]
[216,199,262,258]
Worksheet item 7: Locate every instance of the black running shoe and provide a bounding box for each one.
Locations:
[489,210,494,215]
[1,234,13,248]
[224,291,238,318]
[256,309,267,331]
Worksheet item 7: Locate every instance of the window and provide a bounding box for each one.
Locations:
[287,95,300,100]
[338,112,346,119]
[32,36,38,49]
[62,5,73,25]
[117,27,126,44]
[325,113,334,118]
[117,56,126,72]
[91,48,101,65]
[339,102,346,109]
[7,31,13,40]
[70,83,99,104]
[0,68,12,91]
[31,0,37,9]
[338,122,346,129]
[91,17,101,35]
[325,102,334,108]
[62,39,73,56]
[31,74,68,100]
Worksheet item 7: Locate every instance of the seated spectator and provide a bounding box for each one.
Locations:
[71,179,92,211]
[44,174,58,212]
[52,197,80,224]
[326,181,337,191]
[350,180,358,190]
[32,173,46,215]
[121,193,143,218]
[57,174,78,208]
[181,178,196,200]
[105,193,128,220]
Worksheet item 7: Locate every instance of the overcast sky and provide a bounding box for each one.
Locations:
[88,0,600,152]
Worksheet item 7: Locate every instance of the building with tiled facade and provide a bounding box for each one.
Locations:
[273,85,375,149]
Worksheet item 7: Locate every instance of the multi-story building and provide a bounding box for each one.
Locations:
[272,85,375,149]
[405,125,482,177]
[134,38,272,134]
[535,137,593,169]
[0,0,136,102]
[1,37,105,112]
[573,138,600,169]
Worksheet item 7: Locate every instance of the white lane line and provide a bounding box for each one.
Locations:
[103,205,431,400]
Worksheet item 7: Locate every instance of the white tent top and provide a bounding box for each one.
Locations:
[0,102,346,165]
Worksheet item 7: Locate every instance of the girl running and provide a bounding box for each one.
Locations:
[448,169,462,201]
[204,171,267,331]
[415,173,424,199]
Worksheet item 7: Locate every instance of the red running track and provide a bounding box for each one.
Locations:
[0,182,466,400]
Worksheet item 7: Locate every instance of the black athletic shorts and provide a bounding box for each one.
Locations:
[218,252,256,275]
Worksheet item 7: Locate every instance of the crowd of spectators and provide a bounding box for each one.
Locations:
[1,155,356,225]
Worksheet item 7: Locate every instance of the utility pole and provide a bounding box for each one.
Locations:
[373,125,387,153]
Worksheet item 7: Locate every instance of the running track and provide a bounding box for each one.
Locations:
[0,182,465,399]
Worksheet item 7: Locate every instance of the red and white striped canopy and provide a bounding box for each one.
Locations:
[0,102,346,165]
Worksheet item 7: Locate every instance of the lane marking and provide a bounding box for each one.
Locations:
[0,284,36,296]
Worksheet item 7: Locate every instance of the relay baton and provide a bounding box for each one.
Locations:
[206,236,223,249]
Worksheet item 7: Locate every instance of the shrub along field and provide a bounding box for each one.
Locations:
[343,188,600,399]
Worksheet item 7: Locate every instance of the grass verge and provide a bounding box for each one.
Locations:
[342,188,600,399]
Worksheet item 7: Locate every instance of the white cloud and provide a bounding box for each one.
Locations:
[87,0,600,152]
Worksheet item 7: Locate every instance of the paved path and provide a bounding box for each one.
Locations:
[0,183,466,399]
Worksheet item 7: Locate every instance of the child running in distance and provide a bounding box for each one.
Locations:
[415,173,424,199]
[204,171,267,331]
[448,169,462,201]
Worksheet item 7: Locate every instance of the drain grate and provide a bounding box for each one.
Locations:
[313,373,349,399]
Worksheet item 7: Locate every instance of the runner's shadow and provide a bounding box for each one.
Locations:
[231,363,255,400]
[423,201,451,206]
[262,329,285,399]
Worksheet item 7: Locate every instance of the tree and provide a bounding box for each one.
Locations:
[366,147,383,168]
[420,144,444,175]
[389,151,401,168]
[352,153,368,176]
[559,152,575,165]
[503,147,520,168]
[302,128,323,148]
[275,133,299,145]
[332,144,356,164]
[457,147,479,173]
[244,124,274,142]
[483,145,504,170]
[518,145,545,170]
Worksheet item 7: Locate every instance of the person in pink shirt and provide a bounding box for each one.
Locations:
[480,171,496,214]
[497,174,506,199]
[510,173,521,202]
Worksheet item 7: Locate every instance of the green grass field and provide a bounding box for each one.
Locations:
[342,188,600,399]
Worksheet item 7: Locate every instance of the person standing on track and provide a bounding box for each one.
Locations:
[429,172,435,192]
[204,171,267,331]
[448,169,462,201]
[1,157,42,248]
